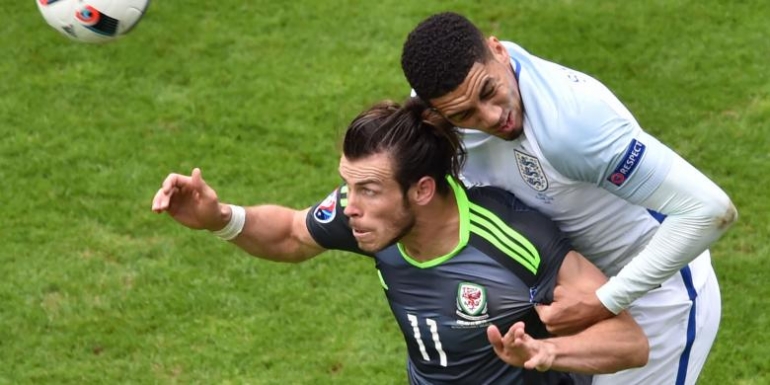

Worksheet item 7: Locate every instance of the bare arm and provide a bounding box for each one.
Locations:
[488,251,648,374]
[230,205,325,263]
[540,251,648,373]
[151,168,326,263]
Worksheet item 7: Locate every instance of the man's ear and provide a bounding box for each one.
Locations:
[486,36,510,63]
[410,176,437,206]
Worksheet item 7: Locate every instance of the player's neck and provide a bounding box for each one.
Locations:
[400,192,460,262]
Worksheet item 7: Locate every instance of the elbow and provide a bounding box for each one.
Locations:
[717,200,738,230]
[606,334,648,373]
[629,335,650,369]
[611,323,649,372]
[696,192,738,231]
[626,320,650,369]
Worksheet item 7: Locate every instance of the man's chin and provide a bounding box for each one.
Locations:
[358,236,403,254]
[500,127,523,141]
[357,242,384,253]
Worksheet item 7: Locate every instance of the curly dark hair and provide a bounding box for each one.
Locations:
[343,97,465,196]
[401,12,492,101]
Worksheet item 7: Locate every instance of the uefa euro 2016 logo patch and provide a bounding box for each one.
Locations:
[514,150,548,192]
[608,139,646,186]
[313,189,338,223]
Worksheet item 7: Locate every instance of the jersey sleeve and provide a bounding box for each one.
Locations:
[536,71,675,204]
[305,184,369,256]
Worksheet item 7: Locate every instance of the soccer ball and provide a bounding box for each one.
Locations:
[36,0,150,43]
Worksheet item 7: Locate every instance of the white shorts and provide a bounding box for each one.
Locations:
[592,250,721,385]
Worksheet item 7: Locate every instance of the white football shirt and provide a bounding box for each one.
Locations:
[460,41,675,277]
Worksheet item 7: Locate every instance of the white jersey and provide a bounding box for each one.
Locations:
[460,41,675,277]
[457,41,725,385]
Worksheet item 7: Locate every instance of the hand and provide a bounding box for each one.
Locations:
[151,168,227,231]
[535,284,614,335]
[487,322,555,371]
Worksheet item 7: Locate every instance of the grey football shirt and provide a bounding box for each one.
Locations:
[307,177,578,384]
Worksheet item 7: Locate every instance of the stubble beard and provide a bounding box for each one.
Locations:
[359,199,416,253]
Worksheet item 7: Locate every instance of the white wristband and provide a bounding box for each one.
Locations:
[211,205,246,241]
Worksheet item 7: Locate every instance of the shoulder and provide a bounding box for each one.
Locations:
[465,186,561,236]
[464,186,571,287]
[533,85,641,183]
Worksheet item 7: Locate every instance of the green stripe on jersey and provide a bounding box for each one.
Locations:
[377,269,388,290]
[469,203,540,274]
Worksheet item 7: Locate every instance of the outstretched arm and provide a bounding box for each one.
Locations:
[231,204,324,263]
[151,168,326,263]
[488,251,649,374]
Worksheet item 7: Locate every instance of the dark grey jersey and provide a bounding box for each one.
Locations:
[306,178,577,385]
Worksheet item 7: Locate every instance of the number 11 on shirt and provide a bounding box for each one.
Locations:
[407,314,447,367]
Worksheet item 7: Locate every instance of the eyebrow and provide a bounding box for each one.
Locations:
[479,78,494,96]
[446,77,494,121]
[353,178,381,188]
[339,174,381,188]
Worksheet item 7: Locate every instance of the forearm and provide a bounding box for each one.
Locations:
[225,204,324,263]
[546,312,648,374]
[598,155,737,313]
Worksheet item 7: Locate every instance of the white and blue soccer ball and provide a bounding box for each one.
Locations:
[36,0,150,43]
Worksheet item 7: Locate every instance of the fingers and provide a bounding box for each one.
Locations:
[486,325,504,353]
[152,170,199,212]
[152,185,179,212]
[511,322,526,342]
[525,346,551,372]
[489,322,531,368]
[552,284,565,297]
[534,303,554,324]
[506,321,525,337]
[508,322,529,351]
[524,357,542,371]
[152,187,167,213]
[191,168,203,190]
[488,321,552,371]
[160,173,188,194]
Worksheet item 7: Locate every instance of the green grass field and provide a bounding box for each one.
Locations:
[2,0,768,383]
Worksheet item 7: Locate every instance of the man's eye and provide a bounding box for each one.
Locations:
[480,87,495,100]
[450,111,470,122]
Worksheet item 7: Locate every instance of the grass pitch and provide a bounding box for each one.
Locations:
[1,0,768,383]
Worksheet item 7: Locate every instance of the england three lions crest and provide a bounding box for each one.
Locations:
[514,150,548,192]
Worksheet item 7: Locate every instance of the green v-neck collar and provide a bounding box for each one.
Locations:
[397,176,470,268]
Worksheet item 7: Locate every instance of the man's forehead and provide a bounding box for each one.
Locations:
[430,63,488,112]
[339,153,395,183]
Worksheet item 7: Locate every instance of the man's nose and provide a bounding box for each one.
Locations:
[477,104,501,129]
[343,198,360,218]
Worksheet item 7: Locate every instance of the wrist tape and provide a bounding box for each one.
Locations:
[212,205,246,241]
